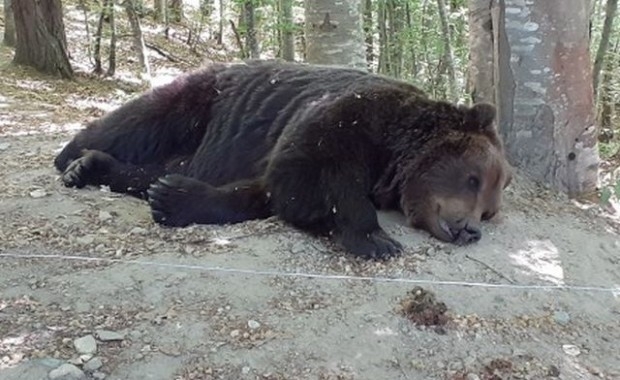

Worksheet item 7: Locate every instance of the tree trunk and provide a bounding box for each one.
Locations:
[107,0,117,76]
[12,0,73,79]
[169,0,183,22]
[377,0,388,73]
[93,0,108,74]
[363,0,373,68]
[491,0,599,198]
[592,0,618,99]
[305,0,367,69]
[217,0,224,45]
[279,0,295,61]
[243,1,259,58]
[436,0,457,101]
[124,0,151,81]
[467,0,494,104]
[154,0,166,22]
[3,0,16,47]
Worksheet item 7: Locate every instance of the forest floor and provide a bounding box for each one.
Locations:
[2,6,620,380]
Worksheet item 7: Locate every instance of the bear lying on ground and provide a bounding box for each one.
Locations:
[54,60,511,259]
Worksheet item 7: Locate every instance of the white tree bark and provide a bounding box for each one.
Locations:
[304,0,367,69]
[492,0,599,198]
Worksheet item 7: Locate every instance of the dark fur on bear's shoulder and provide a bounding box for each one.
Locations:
[55,60,511,259]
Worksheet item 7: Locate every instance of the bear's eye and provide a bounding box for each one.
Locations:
[468,175,481,191]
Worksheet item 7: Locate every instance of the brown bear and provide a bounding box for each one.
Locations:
[54,60,511,259]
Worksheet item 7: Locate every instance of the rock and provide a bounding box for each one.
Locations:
[92,371,107,380]
[247,320,261,330]
[74,335,97,355]
[230,329,240,338]
[562,344,581,357]
[129,227,148,235]
[553,311,570,326]
[29,189,47,198]
[48,363,86,379]
[242,366,251,374]
[76,235,95,245]
[98,211,112,222]
[96,330,125,341]
[0,142,11,151]
[466,374,481,380]
[84,357,103,372]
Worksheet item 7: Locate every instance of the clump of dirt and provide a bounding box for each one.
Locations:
[398,286,450,333]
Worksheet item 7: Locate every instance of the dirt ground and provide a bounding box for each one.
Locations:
[2,14,620,380]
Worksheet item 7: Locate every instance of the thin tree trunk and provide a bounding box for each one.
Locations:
[154,0,166,22]
[280,0,295,61]
[93,0,107,74]
[244,1,259,58]
[377,0,388,73]
[124,0,151,81]
[363,0,374,68]
[217,0,224,44]
[305,0,367,69]
[12,0,73,79]
[169,0,183,22]
[79,0,92,64]
[3,0,16,47]
[593,0,618,99]
[436,0,458,101]
[107,0,117,76]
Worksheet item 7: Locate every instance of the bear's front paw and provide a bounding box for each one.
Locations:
[61,150,115,188]
[147,174,210,227]
[337,228,403,260]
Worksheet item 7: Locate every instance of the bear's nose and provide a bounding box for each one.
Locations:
[464,225,481,243]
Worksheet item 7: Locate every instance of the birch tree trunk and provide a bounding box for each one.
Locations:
[491,0,599,198]
[124,0,151,81]
[304,0,367,69]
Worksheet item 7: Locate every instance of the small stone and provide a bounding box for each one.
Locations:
[48,363,86,379]
[98,211,112,222]
[92,371,107,380]
[562,344,581,356]
[84,357,103,372]
[0,142,10,151]
[74,335,97,355]
[241,366,251,374]
[130,227,148,235]
[79,354,92,362]
[76,235,95,245]
[247,320,261,330]
[230,329,240,338]
[553,311,570,326]
[466,374,481,380]
[29,189,47,198]
[96,330,125,341]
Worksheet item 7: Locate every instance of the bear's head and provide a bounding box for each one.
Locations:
[400,103,512,245]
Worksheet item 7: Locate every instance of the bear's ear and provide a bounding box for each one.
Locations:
[464,103,496,133]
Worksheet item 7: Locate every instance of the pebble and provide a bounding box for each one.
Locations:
[92,371,107,380]
[98,211,112,222]
[242,366,251,374]
[553,311,570,326]
[247,320,261,330]
[96,330,125,341]
[130,227,148,235]
[48,363,86,379]
[466,374,481,380]
[76,235,95,245]
[84,357,103,372]
[562,344,581,356]
[230,329,240,338]
[29,189,47,198]
[74,335,97,355]
[0,142,11,151]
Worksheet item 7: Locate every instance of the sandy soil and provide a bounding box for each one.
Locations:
[1,16,620,380]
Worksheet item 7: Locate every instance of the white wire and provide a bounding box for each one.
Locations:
[1,252,619,294]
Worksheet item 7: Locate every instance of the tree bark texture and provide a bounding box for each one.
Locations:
[436,0,458,101]
[492,0,599,197]
[3,0,16,47]
[12,0,73,79]
[305,0,367,69]
[244,1,259,58]
[124,0,151,80]
[279,0,295,61]
[467,0,494,104]
[592,0,618,99]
